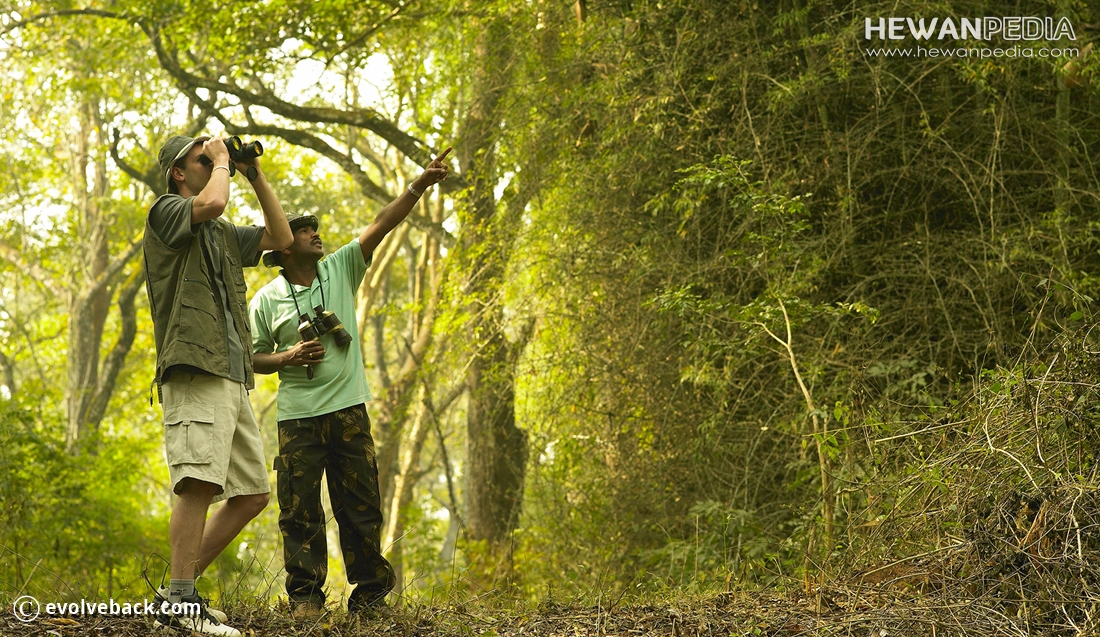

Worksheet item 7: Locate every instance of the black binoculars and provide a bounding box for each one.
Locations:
[227,136,263,164]
[198,136,264,180]
[296,305,352,379]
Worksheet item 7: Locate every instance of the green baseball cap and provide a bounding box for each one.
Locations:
[262,212,320,267]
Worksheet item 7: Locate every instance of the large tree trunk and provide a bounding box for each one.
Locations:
[63,95,145,451]
[456,16,529,579]
[65,98,110,449]
[464,330,528,570]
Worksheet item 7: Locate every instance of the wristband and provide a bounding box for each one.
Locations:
[407,183,423,198]
[212,165,231,176]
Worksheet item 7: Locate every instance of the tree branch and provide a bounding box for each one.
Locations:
[327,2,408,63]
[0,9,122,37]
[110,128,164,195]
[142,23,437,167]
[83,240,142,304]
[180,85,394,202]
[373,313,392,392]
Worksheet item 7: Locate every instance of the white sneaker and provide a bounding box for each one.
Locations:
[154,593,240,637]
[155,587,229,623]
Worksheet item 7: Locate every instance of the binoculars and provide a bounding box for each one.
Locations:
[198,136,264,180]
[227,136,263,164]
[297,305,352,379]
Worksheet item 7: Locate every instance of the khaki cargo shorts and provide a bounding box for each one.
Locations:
[162,372,270,503]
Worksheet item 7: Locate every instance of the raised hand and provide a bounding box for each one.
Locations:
[416,147,452,189]
[202,137,231,165]
[360,146,454,259]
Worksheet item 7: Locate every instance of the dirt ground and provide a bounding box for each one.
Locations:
[1,587,1042,637]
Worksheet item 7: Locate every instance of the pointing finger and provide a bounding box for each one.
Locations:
[434,147,452,163]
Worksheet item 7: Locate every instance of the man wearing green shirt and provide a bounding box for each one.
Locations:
[249,149,450,615]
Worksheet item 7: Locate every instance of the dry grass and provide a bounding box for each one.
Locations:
[829,326,1100,635]
[0,589,1047,637]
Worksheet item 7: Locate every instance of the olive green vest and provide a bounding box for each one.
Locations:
[143,206,255,394]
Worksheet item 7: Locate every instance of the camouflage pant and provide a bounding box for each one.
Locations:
[274,404,395,608]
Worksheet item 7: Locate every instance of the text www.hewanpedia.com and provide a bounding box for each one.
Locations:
[865,44,1080,59]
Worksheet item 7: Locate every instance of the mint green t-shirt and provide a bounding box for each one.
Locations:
[249,238,373,421]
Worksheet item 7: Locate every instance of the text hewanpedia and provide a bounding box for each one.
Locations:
[865,17,1076,41]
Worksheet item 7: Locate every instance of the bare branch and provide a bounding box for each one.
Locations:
[180,85,394,203]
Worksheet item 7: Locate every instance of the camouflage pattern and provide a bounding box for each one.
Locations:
[273,404,395,608]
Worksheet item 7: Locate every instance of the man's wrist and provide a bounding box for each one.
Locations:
[246,165,263,184]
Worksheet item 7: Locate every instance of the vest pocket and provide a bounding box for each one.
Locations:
[178,280,221,354]
[164,403,215,466]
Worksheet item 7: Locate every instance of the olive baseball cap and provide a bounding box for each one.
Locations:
[262,212,320,267]
[158,135,209,192]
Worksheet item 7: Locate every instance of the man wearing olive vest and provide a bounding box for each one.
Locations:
[249,149,450,617]
[143,134,292,637]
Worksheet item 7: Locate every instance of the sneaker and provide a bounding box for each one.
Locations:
[154,593,241,637]
[154,587,229,624]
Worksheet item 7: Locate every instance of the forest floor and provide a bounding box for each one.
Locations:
[0,586,1036,637]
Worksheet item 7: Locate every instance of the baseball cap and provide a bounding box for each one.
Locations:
[262,212,320,267]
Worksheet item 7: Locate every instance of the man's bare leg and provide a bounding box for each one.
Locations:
[195,493,270,574]
[162,479,244,634]
[170,479,220,581]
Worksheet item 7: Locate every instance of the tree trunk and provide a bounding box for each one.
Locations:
[65,98,110,449]
[63,95,145,451]
[464,330,528,574]
[453,17,530,580]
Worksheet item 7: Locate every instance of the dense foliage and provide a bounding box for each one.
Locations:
[1,1,1098,623]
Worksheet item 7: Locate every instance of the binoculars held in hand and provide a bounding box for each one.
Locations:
[296,305,352,379]
[199,136,264,181]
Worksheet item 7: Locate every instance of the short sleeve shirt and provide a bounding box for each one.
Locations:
[249,238,373,420]
[148,194,265,383]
